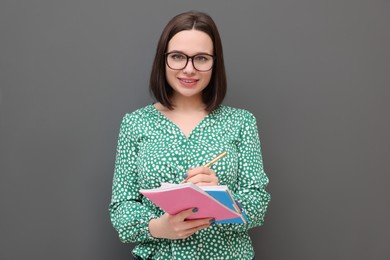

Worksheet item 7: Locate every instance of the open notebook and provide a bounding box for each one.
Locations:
[140,183,247,224]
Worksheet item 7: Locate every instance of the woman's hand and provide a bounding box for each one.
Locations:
[185,166,219,186]
[149,208,213,239]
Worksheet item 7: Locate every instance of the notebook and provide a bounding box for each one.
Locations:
[140,182,247,224]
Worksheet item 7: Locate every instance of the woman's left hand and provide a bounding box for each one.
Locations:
[184,167,219,186]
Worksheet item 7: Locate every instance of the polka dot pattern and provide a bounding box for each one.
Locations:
[109,104,270,259]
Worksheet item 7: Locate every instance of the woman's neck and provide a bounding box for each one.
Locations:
[170,94,206,112]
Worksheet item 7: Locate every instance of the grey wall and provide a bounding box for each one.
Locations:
[1,1,389,259]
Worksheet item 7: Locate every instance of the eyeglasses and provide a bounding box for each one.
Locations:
[165,52,215,72]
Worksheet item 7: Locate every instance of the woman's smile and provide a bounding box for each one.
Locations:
[178,77,199,87]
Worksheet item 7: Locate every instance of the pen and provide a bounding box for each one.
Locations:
[181,151,227,183]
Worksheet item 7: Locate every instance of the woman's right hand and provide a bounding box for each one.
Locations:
[148,208,214,240]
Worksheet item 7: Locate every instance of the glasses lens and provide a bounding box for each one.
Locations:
[166,53,187,70]
[193,54,214,71]
[166,53,214,71]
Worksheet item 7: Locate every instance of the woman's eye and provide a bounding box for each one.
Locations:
[194,55,209,62]
[170,53,186,60]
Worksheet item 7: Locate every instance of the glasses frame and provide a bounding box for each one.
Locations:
[165,52,215,72]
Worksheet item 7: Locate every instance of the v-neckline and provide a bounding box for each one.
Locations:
[150,103,216,139]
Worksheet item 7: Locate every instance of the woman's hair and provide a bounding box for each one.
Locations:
[149,11,227,112]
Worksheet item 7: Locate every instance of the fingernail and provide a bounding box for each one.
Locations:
[192,208,198,213]
[209,218,215,224]
[183,173,188,179]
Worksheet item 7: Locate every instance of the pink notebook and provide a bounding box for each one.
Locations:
[140,183,241,221]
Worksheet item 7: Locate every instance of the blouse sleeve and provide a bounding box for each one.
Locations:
[219,111,271,232]
[109,114,158,243]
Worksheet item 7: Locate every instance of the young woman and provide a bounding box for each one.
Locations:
[109,11,270,260]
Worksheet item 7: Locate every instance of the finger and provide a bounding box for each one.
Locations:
[187,174,219,185]
[179,222,213,239]
[175,207,199,221]
[170,218,213,239]
[182,218,213,229]
[186,167,215,178]
[196,181,219,186]
[187,221,214,233]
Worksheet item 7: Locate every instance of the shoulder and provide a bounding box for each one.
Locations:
[119,104,157,134]
[215,105,257,124]
[121,104,155,124]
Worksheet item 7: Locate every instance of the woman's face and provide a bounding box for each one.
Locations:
[165,29,213,102]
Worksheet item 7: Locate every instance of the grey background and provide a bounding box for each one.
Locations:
[1,0,389,259]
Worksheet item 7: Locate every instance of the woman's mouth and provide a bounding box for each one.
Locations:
[178,78,199,87]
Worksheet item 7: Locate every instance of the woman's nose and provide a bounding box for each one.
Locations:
[182,58,196,74]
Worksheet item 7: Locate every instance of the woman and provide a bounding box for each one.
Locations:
[109,11,270,260]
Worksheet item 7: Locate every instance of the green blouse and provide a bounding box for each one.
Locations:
[109,104,270,260]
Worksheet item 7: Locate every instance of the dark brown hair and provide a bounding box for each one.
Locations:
[149,11,227,112]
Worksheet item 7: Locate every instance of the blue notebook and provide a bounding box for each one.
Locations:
[202,186,248,224]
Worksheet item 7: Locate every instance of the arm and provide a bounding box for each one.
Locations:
[109,114,213,242]
[109,114,158,243]
[218,111,271,232]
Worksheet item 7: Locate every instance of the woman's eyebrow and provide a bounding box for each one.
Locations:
[167,50,213,55]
